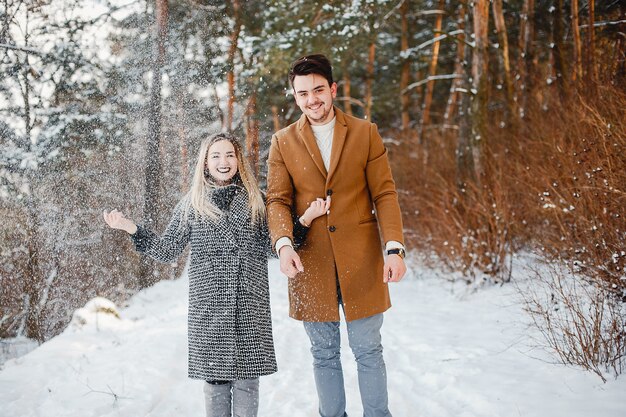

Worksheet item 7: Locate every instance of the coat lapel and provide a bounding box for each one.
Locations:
[215,213,237,247]
[297,114,327,179]
[228,191,251,244]
[327,107,347,184]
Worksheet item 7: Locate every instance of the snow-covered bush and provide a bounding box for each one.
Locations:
[521,263,625,381]
[70,297,121,329]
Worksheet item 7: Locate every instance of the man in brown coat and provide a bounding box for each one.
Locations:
[267,54,406,417]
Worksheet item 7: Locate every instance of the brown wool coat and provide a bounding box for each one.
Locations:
[266,107,404,322]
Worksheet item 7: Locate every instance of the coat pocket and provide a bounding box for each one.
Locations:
[240,257,270,300]
[355,193,376,224]
[188,260,219,308]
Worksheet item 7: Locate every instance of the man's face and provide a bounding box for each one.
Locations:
[292,73,337,126]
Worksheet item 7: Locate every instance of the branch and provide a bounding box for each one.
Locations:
[402,30,470,58]
[335,96,365,108]
[376,0,407,29]
[402,74,462,94]
[416,9,447,17]
[0,43,45,56]
[579,19,626,29]
[181,0,222,12]
[83,382,132,403]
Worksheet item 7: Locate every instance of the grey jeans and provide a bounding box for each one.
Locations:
[303,313,392,417]
[203,378,259,417]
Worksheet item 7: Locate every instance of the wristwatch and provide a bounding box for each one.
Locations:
[386,248,406,259]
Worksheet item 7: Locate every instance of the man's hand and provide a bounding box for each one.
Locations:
[278,245,304,278]
[383,254,406,283]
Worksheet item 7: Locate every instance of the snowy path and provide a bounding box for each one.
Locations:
[1,259,625,417]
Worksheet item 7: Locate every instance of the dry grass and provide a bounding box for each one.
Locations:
[513,85,626,298]
[520,263,625,382]
[391,129,516,283]
[388,82,625,377]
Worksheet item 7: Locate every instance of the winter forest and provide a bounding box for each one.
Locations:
[1,0,625,410]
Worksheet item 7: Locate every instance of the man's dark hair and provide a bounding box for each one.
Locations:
[288,54,334,88]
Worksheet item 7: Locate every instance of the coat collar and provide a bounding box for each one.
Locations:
[296,106,348,184]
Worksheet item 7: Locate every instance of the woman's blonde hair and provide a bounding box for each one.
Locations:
[183,132,265,224]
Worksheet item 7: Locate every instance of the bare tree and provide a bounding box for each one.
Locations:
[226,0,241,131]
[400,0,410,130]
[245,89,259,177]
[419,0,445,139]
[141,0,169,288]
[492,0,517,126]
[551,0,568,97]
[585,0,597,84]
[517,0,535,118]
[470,0,489,181]
[365,41,375,120]
[443,2,466,128]
[342,70,353,116]
[453,0,476,188]
[571,0,583,82]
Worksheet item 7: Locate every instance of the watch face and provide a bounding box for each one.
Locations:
[388,248,405,258]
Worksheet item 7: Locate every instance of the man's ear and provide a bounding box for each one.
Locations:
[330,82,338,98]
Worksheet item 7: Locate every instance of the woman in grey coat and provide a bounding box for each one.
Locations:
[103,132,330,417]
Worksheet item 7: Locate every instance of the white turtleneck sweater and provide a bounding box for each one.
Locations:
[311,116,336,171]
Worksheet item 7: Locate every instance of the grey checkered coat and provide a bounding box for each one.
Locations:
[131,184,278,381]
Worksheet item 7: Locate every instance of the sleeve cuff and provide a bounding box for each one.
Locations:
[130,225,151,252]
[275,236,294,256]
[385,240,405,251]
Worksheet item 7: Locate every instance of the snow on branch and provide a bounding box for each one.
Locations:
[402,74,462,94]
[335,96,366,108]
[0,43,46,56]
[579,19,626,29]
[402,30,470,59]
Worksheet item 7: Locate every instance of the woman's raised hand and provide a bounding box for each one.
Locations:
[103,209,138,234]
[300,196,331,227]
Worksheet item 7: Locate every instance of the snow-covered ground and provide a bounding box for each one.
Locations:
[1,259,625,417]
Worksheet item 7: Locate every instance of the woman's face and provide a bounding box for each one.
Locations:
[206,140,238,185]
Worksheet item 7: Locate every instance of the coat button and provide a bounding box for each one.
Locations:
[329,225,336,232]
[326,189,333,196]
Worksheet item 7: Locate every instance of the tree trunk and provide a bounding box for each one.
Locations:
[24,196,44,342]
[271,105,281,132]
[365,42,375,120]
[212,84,225,130]
[571,0,583,82]
[413,66,425,112]
[471,0,490,182]
[18,6,44,342]
[551,0,567,97]
[343,70,353,116]
[456,0,475,189]
[226,0,241,131]
[456,80,475,189]
[518,0,535,118]
[141,0,168,288]
[420,0,445,138]
[586,0,597,84]
[245,90,259,177]
[176,90,188,193]
[492,0,517,125]
[400,0,410,130]
[444,2,466,128]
